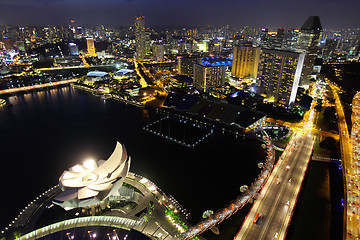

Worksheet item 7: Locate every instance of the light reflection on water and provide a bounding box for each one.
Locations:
[0,85,264,229]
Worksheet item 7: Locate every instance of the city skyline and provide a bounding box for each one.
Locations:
[0,0,359,29]
[0,0,359,238]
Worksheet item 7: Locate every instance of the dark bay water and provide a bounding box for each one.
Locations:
[0,86,265,229]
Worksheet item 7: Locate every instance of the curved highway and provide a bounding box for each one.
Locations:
[236,131,315,240]
[235,98,317,240]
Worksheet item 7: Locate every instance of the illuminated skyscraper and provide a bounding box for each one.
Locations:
[257,49,305,106]
[282,29,300,52]
[86,37,96,56]
[231,44,260,79]
[153,43,164,62]
[70,20,76,34]
[193,57,231,92]
[297,16,322,87]
[260,28,270,48]
[194,63,226,92]
[134,16,146,60]
[322,38,339,61]
[177,55,201,75]
[68,42,79,56]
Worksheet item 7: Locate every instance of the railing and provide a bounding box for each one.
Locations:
[178,131,276,239]
[16,216,140,240]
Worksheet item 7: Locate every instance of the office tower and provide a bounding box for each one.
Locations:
[153,43,165,62]
[242,26,258,43]
[282,29,300,52]
[260,28,270,48]
[179,41,186,54]
[194,40,208,52]
[193,59,228,92]
[70,20,76,34]
[257,49,305,106]
[322,38,339,61]
[231,44,260,79]
[68,42,79,56]
[185,40,194,53]
[134,16,146,60]
[297,16,322,87]
[272,28,285,50]
[177,55,201,75]
[86,37,96,56]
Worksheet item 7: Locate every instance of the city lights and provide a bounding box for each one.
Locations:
[0,5,359,240]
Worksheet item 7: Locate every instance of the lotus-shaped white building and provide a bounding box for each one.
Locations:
[53,142,130,210]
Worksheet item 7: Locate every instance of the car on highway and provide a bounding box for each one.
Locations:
[253,213,260,224]
[276,177,280,184]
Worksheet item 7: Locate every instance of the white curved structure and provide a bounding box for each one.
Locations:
[53,142,130,210]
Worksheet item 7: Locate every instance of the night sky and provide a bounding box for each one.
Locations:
[0,0,359,30]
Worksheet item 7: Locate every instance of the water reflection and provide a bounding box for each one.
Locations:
[0,85,265,229]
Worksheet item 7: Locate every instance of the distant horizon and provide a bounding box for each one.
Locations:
[0,22,358,32]
[1,0,360,31]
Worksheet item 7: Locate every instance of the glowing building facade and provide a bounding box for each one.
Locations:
[193,57,231,92]
[86,37,96,56]
[68,42,79,56]
[257,49,305,106]
[153,43,164,62]
[53,142,130,210]
[231,45,260,79]
[134,16,146,60]
[177,55,201,75]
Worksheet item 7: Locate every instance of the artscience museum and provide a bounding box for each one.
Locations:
[53,142,131,210]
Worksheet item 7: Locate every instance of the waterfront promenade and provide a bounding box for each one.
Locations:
[2,172,194,240]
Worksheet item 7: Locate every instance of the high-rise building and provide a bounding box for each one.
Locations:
[231,44,260,79]
[153,43,165,62]
[322,38,339,61]
[282,29,300,52]
[194,63,226,92]
[297,16,322,87]
[177,55,201,75]
[193,57,231,92]
[260,28,270,48]
[272,28,285,50]
[257,49,305,106]
[86,37,96,56]
[134,16,146,60]
[194,40,208,53]
[68,42,79,56]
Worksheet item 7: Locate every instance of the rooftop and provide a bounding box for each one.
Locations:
[86,71,109,78]
[201,57,232,67]
[301,16,322,32]
[163,93,266,128]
